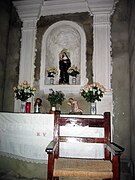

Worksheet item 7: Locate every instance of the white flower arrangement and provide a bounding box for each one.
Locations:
[13,81,36,101]
[67,65,80,77]
[47,67,58,77]
[80,82,106,103]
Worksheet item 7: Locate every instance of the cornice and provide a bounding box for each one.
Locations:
[87,0,115,15]
[13,0,117,21]
[41,0,89,16]
[13,0,44,21]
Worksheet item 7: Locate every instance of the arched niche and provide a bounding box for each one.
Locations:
[40,20,88,94]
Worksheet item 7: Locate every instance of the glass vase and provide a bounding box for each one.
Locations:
[49,104,61,114]
[49,104,56,114]
[50,77,54,85]
[90,102,97,114]
[72,76,76,85]
[21,101,26,113]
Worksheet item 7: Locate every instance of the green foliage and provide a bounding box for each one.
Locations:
[80,83,106,103]
[47,89,65,106]
[13,81,36,101]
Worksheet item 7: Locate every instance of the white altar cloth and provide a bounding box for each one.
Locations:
[0,113,54,164]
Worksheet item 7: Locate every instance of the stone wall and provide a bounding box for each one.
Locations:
[111,0,130,175]
[3,3,21,112]
[0,0,21,112]
[0,0,11,111]
[128,0,135,177]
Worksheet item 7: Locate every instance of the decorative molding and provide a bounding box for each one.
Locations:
[93,14,110,25]
[41,0,89,16]
[22,19,37,30]
[13,0,117,19]
[13,0,44,20]
[87,0,115,15]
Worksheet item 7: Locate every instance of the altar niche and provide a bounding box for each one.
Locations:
[39,20,88,94]
[41,20,84,86]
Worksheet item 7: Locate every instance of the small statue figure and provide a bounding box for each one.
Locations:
[68,98,83,114]
[34,98,42,113]
[59,49,71,84]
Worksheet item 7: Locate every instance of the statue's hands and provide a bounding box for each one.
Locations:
[63,60,67,63]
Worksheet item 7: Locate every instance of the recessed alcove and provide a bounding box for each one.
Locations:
[40,20,88,94]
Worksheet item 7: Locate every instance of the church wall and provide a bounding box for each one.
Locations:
[129,0,135,177]
[0,0,21,112]
[3,3,22,112]
[0,0,11,111]
[111,0,130,175]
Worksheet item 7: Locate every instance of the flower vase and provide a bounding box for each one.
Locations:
[21,101,26,113]
[50,77,54,85]
[49,104,61,114]
[72,76,76,85]
[49,104,56,114]
[90,102,97,114]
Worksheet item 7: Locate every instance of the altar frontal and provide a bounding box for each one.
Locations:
[0,113,54,164]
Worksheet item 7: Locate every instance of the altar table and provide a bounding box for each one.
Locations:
[0,113,105,164]
[0,113,54,164]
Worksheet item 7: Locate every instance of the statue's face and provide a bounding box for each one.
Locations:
[68,98,73,104]
[62,53,68,60]
[36,99,42,106]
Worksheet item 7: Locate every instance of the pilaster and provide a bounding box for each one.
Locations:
[19,19,37,84]
[13,0,43,112]
[93,13,111,90]
[87,0,116,114]
[13,0,43,85]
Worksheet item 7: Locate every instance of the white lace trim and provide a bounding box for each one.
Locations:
[0,113,54,164]
[0,151,47,164]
